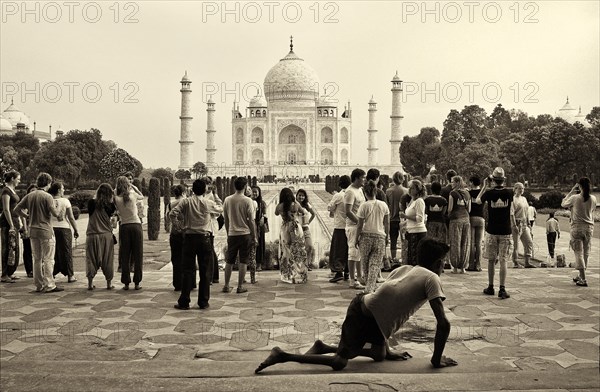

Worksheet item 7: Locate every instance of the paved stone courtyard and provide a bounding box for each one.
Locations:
[1,191,599,391]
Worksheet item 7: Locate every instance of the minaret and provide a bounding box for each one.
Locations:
[179,71,193,170]
[390,71,403,165]
[367,96,378,165]
[206,96,216,164]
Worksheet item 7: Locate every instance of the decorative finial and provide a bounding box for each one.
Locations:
[290,35,294,52]
[11,97,14,105]
[566,96,569,103]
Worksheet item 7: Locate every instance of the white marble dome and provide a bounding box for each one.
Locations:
[249,94,267,107]
[264,50,320,102]
[3,102,30,128]
[556,97,578,121]
[0,114,13,133]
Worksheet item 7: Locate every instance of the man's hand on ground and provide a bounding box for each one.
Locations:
[431,355,458,368]
[386,350,412,361]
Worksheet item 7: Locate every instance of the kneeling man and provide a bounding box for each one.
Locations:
[255,238,457,373]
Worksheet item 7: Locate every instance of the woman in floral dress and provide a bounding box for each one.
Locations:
[275,187,307,284]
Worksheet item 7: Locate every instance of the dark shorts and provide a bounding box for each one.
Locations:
[226,234,252,264]
[389,220,400,251]
[337,294,385,359]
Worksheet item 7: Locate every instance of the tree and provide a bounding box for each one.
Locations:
[99,148,142,181]
[400,127,442,177]
[147,178,161,240]
[0,132,40,182]
[191,161,208,179]
[174,169,191,180]
[151,167,173,179]
[585,107,600,127]
[32,139,85,188]
[61,129,114,186]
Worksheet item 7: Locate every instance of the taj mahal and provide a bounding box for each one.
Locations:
[177,37,405,178]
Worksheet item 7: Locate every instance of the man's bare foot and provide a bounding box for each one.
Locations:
[305,339,327,355]
[431,355,458,368]
[386,350,412,361]
[255,347,286,374]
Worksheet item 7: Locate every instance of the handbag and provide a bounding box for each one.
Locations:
[112,234,118,245]
[217,214,225,231]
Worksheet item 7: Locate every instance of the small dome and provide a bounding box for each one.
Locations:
[392,71,401,82]
[0,114,13,133]
[248,95,267,107]
[369,95,377,104]
[264,49,320,102]
[557,97,578,121]
[181,71,190,82]
[317,95,335,108]
[3,101,30,128]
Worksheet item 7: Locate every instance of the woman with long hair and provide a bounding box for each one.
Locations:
[275,187,307,283]
[356,180,389,293]
[562,177,597,287]
[1,171,22,283]
[296,189,316,270]
[447,176,471,274]
[400,179,427,266]
[86,183,117,290]
[251,185,267,281]
[48,182,79,282]
[114,175,145,290]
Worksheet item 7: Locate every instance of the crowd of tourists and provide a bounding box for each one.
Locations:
[0,168,596,299]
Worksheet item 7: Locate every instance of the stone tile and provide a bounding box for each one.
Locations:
[147,334,225,345]
[59,311,98,319]
[293,317,330,335]
[271,332,318,345]
[513,356,567,371]
[450,305,486,318]
[556,316,600,324]
[295,298,325,311]
[559,340,600,361]
[294,284,321,294]
[130,308,167,322]
[476,345,563,357]
[550,304,594,317]
[485,306,551,315]
[246,291,276,302]
[154,345,198,360]
[516,315,563,330]
[226,301,291,309]
[174,318,216,334]
[21,308,64,323]
[91,299,127,312]
[521,330,598,340]
[229,329,270,350]
[0,350,14,359]
[57,318,102,335]
[104,329,146,345]
[239,308,273,322]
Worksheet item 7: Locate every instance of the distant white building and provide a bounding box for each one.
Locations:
[556,97,590,127]
[1,99,52,141]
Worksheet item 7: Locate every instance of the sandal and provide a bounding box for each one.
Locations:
[236,287,248,294]
[575,279,588,287]
[222,286,232,293]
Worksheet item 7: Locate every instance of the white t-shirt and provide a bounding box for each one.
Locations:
[344,186,365,227]
[328,190,347,230]
[527,205,536,221]
[357,200,389,237]
[513,195,529,222]
[364,265,445,339]
[115,191,144,225]
[562,194,597,227]
[300,202,312,227]
[405,198,427,233]
[51,198,72,229]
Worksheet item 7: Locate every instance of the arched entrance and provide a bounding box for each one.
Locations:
[278,124,306,164]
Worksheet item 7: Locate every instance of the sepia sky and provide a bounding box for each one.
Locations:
[1,1,598,169]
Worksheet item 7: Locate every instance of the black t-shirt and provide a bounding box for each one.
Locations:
[0,187,20,227]
[468,189,484,218]
[424,195,447,223]
[481,187,514,235]
[440,184,453,201]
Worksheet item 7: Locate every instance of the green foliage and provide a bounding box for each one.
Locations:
[174,169,191,180]
[147,177,161,240]
[522,191,538,207]
[71,206,81,220]
[32,139,85,188]
[585,106,600,127]
[0,132,40,183]
[151,167,173,179]
[99,148,142,181]
[400,127,442,177]
[68,191,95,212]
[191,161,208,178]
[537,190,566,209]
